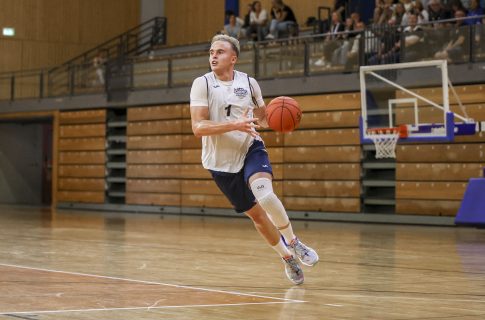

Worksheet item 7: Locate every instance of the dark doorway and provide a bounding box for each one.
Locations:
[0,117,53,206]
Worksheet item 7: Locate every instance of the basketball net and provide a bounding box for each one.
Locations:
[367,128,400,159]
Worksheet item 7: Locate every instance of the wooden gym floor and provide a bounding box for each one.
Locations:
[0,206,484,319]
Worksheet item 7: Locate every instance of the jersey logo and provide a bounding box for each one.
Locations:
[234,87,248,99]
[212,84,220,88]
[262,164,269,168]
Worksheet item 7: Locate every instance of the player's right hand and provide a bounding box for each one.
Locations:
[234,108,260,137]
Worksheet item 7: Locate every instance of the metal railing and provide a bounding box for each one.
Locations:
[2,15,485,102]
[0,17,166,101]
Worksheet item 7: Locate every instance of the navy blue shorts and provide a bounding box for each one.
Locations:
[209,140,273,213]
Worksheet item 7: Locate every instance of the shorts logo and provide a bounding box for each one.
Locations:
[234,87,248,99]
[262,164,268,168]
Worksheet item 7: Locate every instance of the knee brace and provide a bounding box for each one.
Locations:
[250,178,289,228]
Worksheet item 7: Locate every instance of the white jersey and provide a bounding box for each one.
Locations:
[190,70,265,173]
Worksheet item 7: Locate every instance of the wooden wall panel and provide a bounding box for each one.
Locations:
[284,164,360,180]
[1,0,139,72]
[59,151,105,164]
[57,191,104,203]
[284,129,360,146]
[0,39,23,73]
[284,197,360,213]
[396,182,467,200]
[126,193,181,206]
[396,200,461,216]
[397,144,485,163]
[127,135,183,150]
[166,0,225,46]
[396,163,483,181]
[127,179,180,193]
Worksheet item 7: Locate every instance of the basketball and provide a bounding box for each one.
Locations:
[265,96,302,133]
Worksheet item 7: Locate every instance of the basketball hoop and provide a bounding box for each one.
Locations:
[367,126,407,159]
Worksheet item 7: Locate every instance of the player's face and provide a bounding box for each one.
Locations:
[209,41,237,73]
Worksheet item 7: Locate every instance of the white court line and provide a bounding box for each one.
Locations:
[0,301,297,316]
[0,262,305,315]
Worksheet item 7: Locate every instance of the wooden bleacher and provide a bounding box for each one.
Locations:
[395,84,485,216]
[57,110,106,204]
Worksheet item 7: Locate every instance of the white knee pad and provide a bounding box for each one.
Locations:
[250,178,289,228]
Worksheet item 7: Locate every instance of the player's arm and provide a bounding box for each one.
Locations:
[190,106,259,138]
[249,78,268,128]
[190,77,259,138]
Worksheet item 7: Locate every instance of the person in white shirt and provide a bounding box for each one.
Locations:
[247,1,269,41]
[190,34,318,285]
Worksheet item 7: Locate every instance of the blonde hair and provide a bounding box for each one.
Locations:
[211,34,240,57]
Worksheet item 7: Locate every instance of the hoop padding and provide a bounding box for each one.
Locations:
[367,128,400,159]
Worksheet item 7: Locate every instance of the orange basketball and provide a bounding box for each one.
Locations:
[265,96,302,133]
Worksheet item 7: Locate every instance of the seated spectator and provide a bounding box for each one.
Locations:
[223,13,243,39]
[434,10,468,62]
[330,17,356,65]
[247,1,269,41]
[334,0,348,22]
[402,0,415,12]
[369,13,424,64]
[449,0,468,15]
[413,1,430,24]
[374,0,395,25]
[351,12,362,28]
[428,0,452,25]
[465,0,484,25]
[314,12,346,67]
[242,3,252,32]
[343,21,367,70]
[390,3,407,27]
[265,0,298,40]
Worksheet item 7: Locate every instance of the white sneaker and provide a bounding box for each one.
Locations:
[265,34,275,40]
[289,238,319,267]
[282,255,304,285]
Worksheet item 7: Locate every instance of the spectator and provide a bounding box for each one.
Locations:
[351,12,362,27]
[223,13,243,39]
[374,0,395,25]
[434,10,468,62]
[247,1,269,41]
[400,13,425,61]
[344,21,366,70]
[329,17,356,65]
[414,1,430,24]
[242,3,252,32]
[390,3,407,26]
[465,0,484,25]
[314,12,346,66]
[402,0,415,12]
[449,0,468,15]
[265,0,298,40]
[93,53,106,86]
[225,10,245,26]
[334,0,348,22]
[428,0,452,24]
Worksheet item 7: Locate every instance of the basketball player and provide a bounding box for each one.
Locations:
[189,34,318,285]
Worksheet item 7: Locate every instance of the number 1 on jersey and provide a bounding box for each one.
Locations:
[225,104,232,117]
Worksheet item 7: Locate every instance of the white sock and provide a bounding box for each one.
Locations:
[279,223,296,246]
[272,238,292,258]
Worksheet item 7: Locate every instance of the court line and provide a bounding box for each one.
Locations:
[0,301,299,316]
[0,262,306,308]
